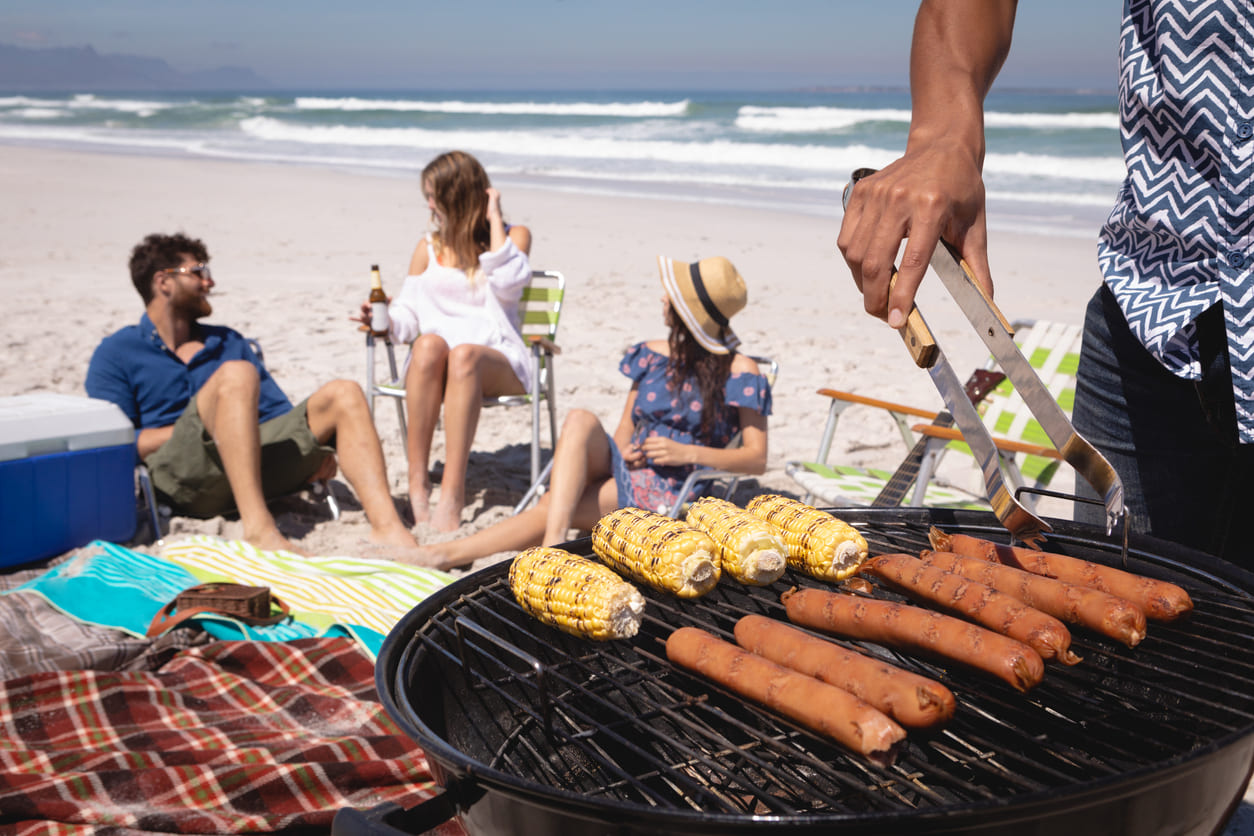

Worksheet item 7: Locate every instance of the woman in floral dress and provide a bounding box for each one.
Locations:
[411,254,772,571]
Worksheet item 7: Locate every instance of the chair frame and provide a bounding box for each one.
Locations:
[365,269,566,489]
[785,319,1080,512]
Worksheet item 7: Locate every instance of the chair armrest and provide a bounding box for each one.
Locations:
[528,335,562,355]
[816,388,940,421]
[909,423,1062,459]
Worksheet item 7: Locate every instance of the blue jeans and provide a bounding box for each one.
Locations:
[1072,285,1253,568]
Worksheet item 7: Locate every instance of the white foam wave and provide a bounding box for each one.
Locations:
[67,94,178,117]
[294,96,690,118]
[984,150,1124,183]
[736,106,913,133]
[7,108,65,120]
[238,117,1123,184]
[239,116,890,172]
[736,105,1118,133]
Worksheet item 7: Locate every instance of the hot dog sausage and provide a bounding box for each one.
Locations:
[865,554,1081,665]
[665,626,905,764]
[734,614,956,729]
[920,548,1148,647]
[929,528,1193,622]
[780,587,1045,692]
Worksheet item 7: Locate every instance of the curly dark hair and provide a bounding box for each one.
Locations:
[665,302,736,440]
[129,232,209,304]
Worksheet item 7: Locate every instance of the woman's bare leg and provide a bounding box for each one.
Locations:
[406,476,618,571]
[404,335,450,523]
[541,409,614,544]
[431,343,524,532]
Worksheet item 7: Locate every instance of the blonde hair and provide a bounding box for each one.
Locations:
[423,150,493,273]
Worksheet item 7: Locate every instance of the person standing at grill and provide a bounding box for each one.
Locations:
[837,0,1254,566]
[355,150,533,533]
[405,254,772,571]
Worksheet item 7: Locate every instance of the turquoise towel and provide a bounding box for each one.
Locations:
[5,541,384,655]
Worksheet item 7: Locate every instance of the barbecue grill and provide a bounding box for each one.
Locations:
[335,508,1254,836]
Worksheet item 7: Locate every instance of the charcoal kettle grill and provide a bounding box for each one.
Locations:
[335,508,1254,836]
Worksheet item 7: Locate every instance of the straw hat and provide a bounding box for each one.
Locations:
[656,255,747,354]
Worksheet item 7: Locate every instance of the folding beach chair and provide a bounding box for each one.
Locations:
[785,319,1082,512]
[365,270,566,488]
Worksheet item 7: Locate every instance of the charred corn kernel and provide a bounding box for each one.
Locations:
[591,507,720,598]
[509,547,646,640]
[685,497,787,586]
[745,494,868,581]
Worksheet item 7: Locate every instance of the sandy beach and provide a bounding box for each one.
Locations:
[3,143,1252,830]
[0,144,1101,559]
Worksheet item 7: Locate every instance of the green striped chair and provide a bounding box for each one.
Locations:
[785,319,1083,512]
[365,269,566,488]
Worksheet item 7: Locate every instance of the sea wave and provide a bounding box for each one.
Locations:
[237,117,1124,184]
[736,105,1118,133]
[293,96,691,117]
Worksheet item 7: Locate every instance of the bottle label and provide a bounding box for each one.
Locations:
[371,301,389,334]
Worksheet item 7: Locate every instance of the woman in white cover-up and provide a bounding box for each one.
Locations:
[359,150,533,532]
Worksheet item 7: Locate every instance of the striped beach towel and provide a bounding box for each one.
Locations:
[161,536,455,644]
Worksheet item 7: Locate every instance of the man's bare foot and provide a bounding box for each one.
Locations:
[409,480,432,524]
[430,499,463,533]
[244,526,308,556]
[369,524,422,551]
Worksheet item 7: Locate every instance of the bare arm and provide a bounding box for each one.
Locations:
[837,0,1017,328]
[639,406,767,474]
[136,425,174,459]
[612,386,646,469]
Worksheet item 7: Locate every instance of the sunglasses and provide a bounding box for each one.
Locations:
[166,263,212,281]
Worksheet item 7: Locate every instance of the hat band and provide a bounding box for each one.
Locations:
[689,262,729,329]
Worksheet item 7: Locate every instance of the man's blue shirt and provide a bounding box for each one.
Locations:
[85,313,292,430]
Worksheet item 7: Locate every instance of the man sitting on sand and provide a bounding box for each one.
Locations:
[86,231,420,556]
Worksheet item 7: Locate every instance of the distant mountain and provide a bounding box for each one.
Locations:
[0,43,270,91]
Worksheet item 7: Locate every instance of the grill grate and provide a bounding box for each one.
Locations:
[385,512,1254,822]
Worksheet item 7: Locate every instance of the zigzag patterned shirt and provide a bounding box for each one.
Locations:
[1098,0,1254,443]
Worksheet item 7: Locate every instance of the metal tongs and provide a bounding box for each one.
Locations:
[842,167,1125,547]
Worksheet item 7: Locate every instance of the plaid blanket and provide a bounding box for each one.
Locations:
[0,637,465,836]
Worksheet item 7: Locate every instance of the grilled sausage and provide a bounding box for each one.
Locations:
[734,614,956,729]
[865,554,1081,665]
[929,528,1193,622]
[665,626,905,764]
[781,587,1045,692]
[920,549,1148,647]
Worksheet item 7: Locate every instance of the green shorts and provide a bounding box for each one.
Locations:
[145,397,335,518]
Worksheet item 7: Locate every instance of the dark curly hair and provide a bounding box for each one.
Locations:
[129,232,209,304]
[665,301,735,440]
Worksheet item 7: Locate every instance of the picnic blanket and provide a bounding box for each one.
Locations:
[0,637,464,835]
[0,539,468,834]
[4,538,455,661]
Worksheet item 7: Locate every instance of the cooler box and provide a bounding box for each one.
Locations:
[0,393,137,568]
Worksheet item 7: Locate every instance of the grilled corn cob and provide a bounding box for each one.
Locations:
[509,547,646,640]
[591,506,720,598]
[685,497,787,586]
[745,494,868,581]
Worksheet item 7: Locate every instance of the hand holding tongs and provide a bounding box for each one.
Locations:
[842,167,1124,547]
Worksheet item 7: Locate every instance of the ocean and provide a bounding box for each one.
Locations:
[0,88,1123,237]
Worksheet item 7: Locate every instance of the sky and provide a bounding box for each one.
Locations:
[1,1,1119,91]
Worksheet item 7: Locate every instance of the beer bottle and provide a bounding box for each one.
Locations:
[368,264,390,337]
